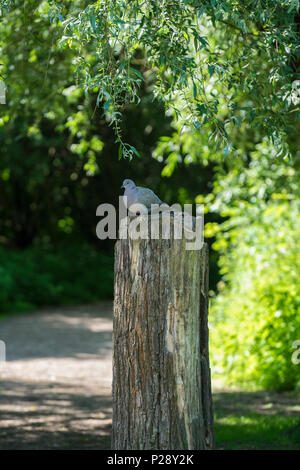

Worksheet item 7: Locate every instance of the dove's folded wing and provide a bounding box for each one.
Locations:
[136,188,163,208]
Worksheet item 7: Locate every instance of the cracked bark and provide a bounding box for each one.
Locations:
[112,228,215,450]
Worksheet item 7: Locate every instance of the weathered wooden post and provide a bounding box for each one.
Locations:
[112,216,214,450]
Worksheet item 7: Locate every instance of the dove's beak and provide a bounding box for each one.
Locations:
[121,185,125,189]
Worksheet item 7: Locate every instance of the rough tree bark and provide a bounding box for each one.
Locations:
[112,221,214,450]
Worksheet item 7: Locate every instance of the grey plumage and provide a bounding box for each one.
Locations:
[121,179,166,212]
[120,178,197,229]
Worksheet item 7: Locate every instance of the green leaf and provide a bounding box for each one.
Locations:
[131,145,141,158]
[90,15,97,33]
[118,144,123,160]
[208,65,214,77]
[198,6,205,17]
[193,83,197,99]
[119,61,127,71]
[129,67,144,81]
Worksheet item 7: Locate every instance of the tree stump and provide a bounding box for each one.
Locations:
[112,221,214,450]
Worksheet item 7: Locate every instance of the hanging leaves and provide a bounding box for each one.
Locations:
[43,0,300,158]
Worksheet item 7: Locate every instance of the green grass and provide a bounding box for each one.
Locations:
[215,413,300,449]
[213,390,300,450]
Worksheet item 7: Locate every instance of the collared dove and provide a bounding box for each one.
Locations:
[121,179,167,213]
[120,179,197,230]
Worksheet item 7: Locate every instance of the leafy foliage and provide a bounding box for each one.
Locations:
[206,145,300,390]
[46,0,300,157]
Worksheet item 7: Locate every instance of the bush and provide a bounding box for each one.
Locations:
[210,200,300,391]
[0,242,114,313]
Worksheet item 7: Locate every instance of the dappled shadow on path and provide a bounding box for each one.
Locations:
[213,389,300,417]
[0,378,111,450]
[0,303,113,449]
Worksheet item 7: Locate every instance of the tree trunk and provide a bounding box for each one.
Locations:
[112,226,214,450]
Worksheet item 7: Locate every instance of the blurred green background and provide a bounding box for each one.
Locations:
[0,0,299,407]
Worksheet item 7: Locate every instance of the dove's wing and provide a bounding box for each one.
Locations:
[135,187,163,208]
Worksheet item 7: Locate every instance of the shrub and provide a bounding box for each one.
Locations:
[210,200,300,391]
[0,242,113,313]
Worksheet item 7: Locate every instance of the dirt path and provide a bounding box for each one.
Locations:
[0,302,113,450]
[1,303,298,450]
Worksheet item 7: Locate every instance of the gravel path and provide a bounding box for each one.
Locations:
[0,302,113,450]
